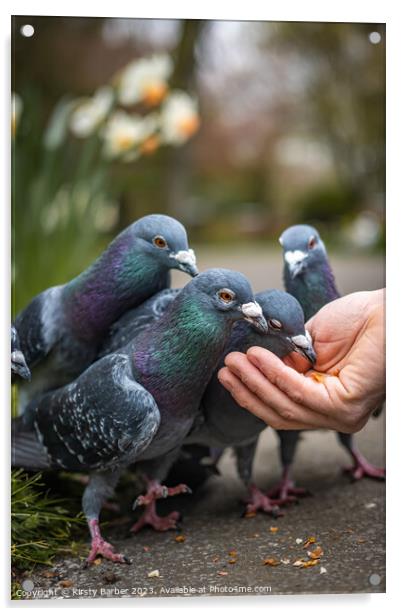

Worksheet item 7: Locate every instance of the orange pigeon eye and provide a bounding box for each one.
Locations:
[308,236,317,250]
[153,236,167,249]
[218,289,235,303]
[268,318,282,330]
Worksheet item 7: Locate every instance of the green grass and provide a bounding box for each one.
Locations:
[11,469,84,571]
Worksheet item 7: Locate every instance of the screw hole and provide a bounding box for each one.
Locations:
[20,24,34,38]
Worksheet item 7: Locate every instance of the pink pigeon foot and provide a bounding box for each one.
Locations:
[84,519,131,567]
[266,467,311,505]
[130,501,181,533]
[243,484,284,518]
[343,449,385,481]
[130,478,191,533]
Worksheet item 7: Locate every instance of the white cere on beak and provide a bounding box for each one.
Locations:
[171,248,197,266]
[291,334,310,349]
[241,302,263,318]
[284,250,307,266]
[11,351,25,364]
[305,330,312,344]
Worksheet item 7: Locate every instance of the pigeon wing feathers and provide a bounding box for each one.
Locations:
[14,286,63,370]
[100,288,179,356]
[27,353,161,472]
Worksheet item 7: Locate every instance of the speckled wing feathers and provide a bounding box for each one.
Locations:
[16,353,160,473]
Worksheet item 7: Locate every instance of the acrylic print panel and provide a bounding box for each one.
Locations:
[11,15,385,599]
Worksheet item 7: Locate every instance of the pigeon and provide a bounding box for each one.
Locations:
[11,325,31,381]
[13,214,198,412]
[185,289,316,516]
[99,288,180,357]
[102,288,316,518]
[273,223,385,501]
[12,268,267,564]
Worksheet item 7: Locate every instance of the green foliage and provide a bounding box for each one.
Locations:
[11,469,83,570]
[12,89,114,313]
[291,182,360,224]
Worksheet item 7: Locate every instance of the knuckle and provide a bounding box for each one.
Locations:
[290,388,304,405]
[273,375,287,390]
[279,408,294,422]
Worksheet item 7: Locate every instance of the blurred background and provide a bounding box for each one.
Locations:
[12,17,385,312]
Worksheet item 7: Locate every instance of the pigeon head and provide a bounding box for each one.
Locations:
[279,224,327,279]
[186,268,268,333]
[11,325,31,380]
[131,214,198,277]
[254,290,316,364]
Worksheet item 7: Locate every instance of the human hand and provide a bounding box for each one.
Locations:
[218,289,385,433]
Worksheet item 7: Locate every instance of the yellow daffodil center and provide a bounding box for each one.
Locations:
[142,82,168,106]
[177,114,200,138]
[140,135,160,155]
[115,134,135,151]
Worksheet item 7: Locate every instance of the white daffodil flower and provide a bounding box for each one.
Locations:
[118,54,173,107]
[102,111,157,159]
[12,92,23,137]
[160,91,200,145]
[70,87,114,138]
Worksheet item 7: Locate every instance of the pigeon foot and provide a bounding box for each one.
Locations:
[130,501,181,533]
[243,484,284,518]
[266,467,311,505]
[343,450,385,481]
[84,519,131,567]
[132,479,191,509]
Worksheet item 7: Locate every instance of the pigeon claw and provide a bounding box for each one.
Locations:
[166,483,192,497]
[343,461,385,482]
[84,537,131,567]
[132,481,192,510]
[130,507,181,533]
[243,485,284,518]
[131,480,190,532]
[266,478,311,506]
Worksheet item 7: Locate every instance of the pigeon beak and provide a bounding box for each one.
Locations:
[289,332,316,365]
[285,250,308,279]
[171,249,199,277]
[241,301,268,333]
[11,350,31,380]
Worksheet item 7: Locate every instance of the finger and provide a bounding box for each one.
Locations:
[217,367,315,430]
[282,351,312,373]
[223,354,339,430]
[246,346,336,416]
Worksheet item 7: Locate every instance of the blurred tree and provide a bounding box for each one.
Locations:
[164,20,205,220]
[266,22,385,201]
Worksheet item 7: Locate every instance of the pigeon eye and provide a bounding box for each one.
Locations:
[153,236,168,249]
[218,289,235,303]
[268,318,282,330]
[308,236,317,250]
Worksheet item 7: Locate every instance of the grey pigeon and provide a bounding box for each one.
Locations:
[11,324,31,381]
[100,288,180,357]
[106,288,315,519]
[185,289,316,516]
[272,224,385,502]
[12,268,267,564]
[13,214,198,412]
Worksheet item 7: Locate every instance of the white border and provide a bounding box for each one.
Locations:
[1,1,401,613]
